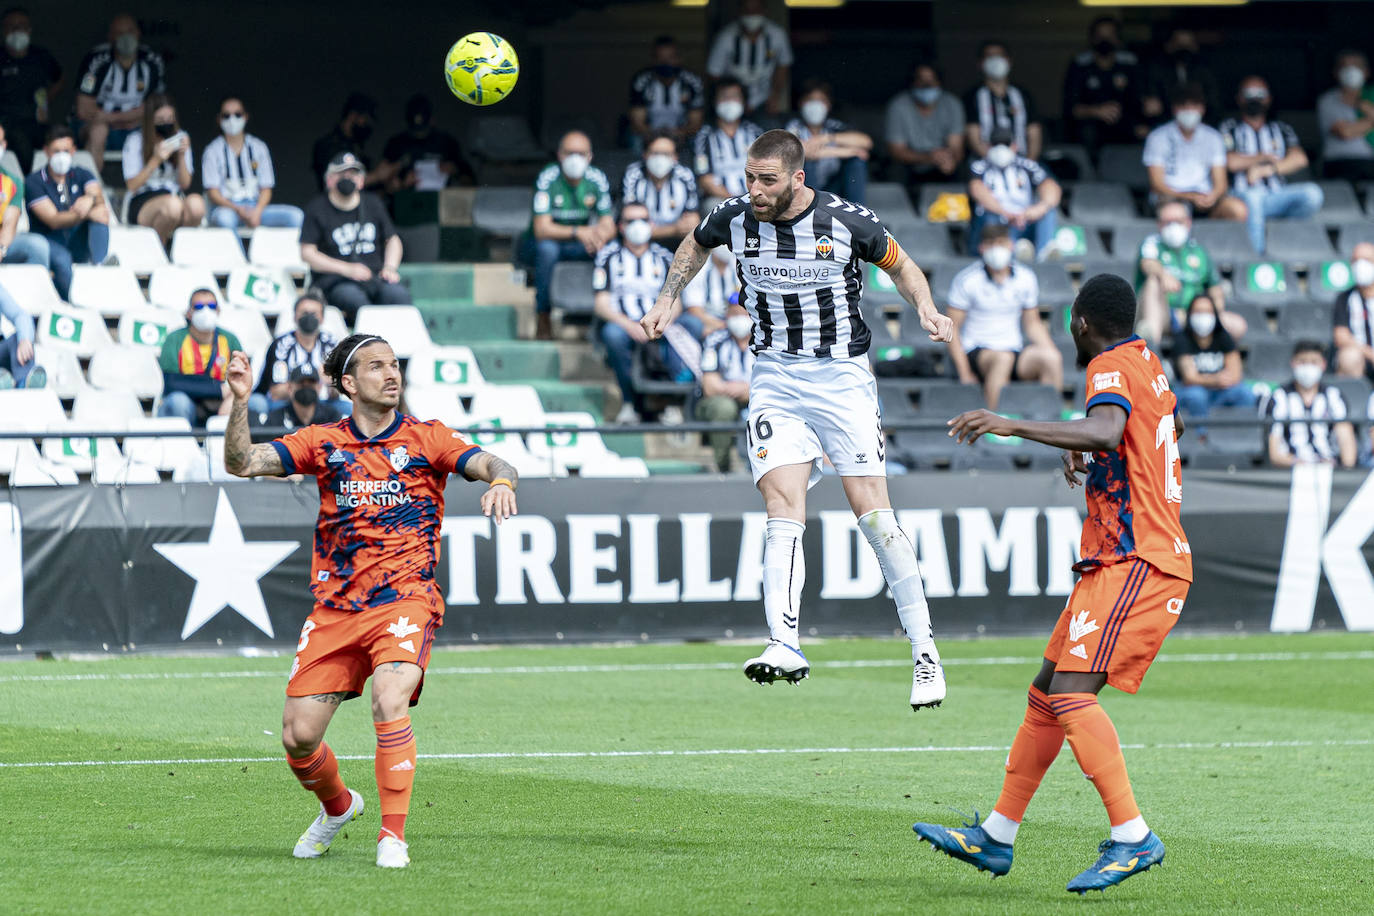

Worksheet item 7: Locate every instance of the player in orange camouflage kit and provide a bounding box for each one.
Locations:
[914,274,1192,895]
[223,333,520,869]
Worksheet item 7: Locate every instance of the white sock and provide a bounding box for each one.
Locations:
[857,509,938,661]
[982,810,1019,845]
[762,517,805,648]
[1110,815,1149,844]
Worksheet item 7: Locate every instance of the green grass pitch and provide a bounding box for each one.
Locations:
[1,631,1371,914]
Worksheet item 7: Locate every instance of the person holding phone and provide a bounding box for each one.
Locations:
[123,92,203,245]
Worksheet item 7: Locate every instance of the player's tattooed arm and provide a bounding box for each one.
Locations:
[642,235,709,339]
[886,247,954,343]
[468,451,519,524]
[223,394,286,477]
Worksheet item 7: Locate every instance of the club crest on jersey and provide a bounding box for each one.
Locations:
[815,235,834,260]
[389,446,410,472]
[756,446,768,459]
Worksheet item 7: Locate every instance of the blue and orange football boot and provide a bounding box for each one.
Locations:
[912,812,1013,877]
[1065,831,1165,894]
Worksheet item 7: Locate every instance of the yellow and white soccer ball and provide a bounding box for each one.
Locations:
[444,32,520,106]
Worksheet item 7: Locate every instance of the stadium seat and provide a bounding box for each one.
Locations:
[1047,223,1108,262]
[225,265,298,316]
[1277,303,1334,339]
[247,227,307,273]
[170,227,248,273]
[92,454,162,485]
[525,411,619,473]
[1031,263,1075,307]
[1078,258,1135,284]
[1230,262,1305,309]
[1262,221,1334,265]
[41,435,121,474]
[7,440,78,486]
[631,344,694,398]
[406,345,488,396]
[1106,221,1156,259]
[0,149,20,180]
[886,219,955,263]
[123,416,204,473]
[201,415,243,482]
[1336,221,1374,258]
[215,306,273,356]
[69,265,148,318]
[1315,180,1363,223]
[29,343,88,398]
[1243,339,1295,381]
[470,383,546,425]
[594,149,639,195]
[108,225,170,274]
[72,388,147,432]
[551,260,595,316]
[878,379,984,419]
[171,444,216,483]
[0,264,62,315]
[577,455,650,478]
[1190,221,1256,267]
[148,265,222,311]
[1311,259,1354,299]
[37,302,112,357]
[866,182,917,220]
[1224,303,1273,339]
[1041,143,1096,182]
[353,305,433,358]
[861,302,899,344]
[997,383,1064,419]
[472,187,536,238]
[1331,377,1373,420]
[1097,145,1149,192]
[404,387,470,426]
[467,115,547,164]
[1198,407,1265,466]
[118,306,186,350]
[0,389,67,474]
[915,183,969,223]
[928,258,978,305]
[1067,182,1137,226]
[88,344,165,399]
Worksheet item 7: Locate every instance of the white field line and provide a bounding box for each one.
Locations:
[0,650,1370,684]
[1,739,1371,769]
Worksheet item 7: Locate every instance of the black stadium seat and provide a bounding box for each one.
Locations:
[1097,145,1149,192]
[886,219,955,263]
[1243,338,1295,382]
[1079,258,1135,283]
[1031,263,1075,307]
[1067,182,1137,226]
[1190,221,1255,268]
[866,182,917,220]
[1315,180,1364,223]
[1263,221,1335,265]
[1231,261,1305,309]
[1336,221,1374,258]
[1277,303,1334,339]
[1107,221,1156,259]
[998,383,1064,419]
[1224,303,1273,338]
[550,260,595,316]
[915,183,969,222]
[472,187,535,238]
[928,258,978,305]
[1331,377,1373,421]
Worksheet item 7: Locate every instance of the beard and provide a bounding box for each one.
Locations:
[754,184,795,222]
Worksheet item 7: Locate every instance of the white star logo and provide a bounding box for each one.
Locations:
[154,489,299,640]
[387,616,421,640]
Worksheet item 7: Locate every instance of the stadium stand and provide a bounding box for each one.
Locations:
[353,305,434,358]
[69,265,149,318]
[107,226,171,275]
[169,227,249,273]
[246,227,308,273]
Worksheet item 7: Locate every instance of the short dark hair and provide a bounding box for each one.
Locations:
[324,334,390,391]
[1074,274,1137,339]
[653,34,675,49]
[979,39,1008,57]
[714,76,745,99]
[2,7,30,20]
[1089,15,1119,38]
[339,91,376,120]
[44,124,75,146]
[1292,340,1325,359]
[218,95,245,113]
[294,292,324,314]
[187,287,218,306]
[748,129,804,174]
[1170,82,1206,107]
[912,60,943,83]
[797,78,833,105]
[619,200,649,221]
[644,129,677,153]
[981,223,1011,244]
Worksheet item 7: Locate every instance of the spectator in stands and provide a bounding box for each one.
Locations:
[1220,77,1324,255]
[1143,83,1245,221]
[377,94,471,194]
[1333,242,1374,381]
[123,94,204,246]
[0,123,51,270]
[310,92,378,190]
[966,125,1061,259]
[252,363,341,437]
[530,130,615,340]
[627,36,705,151]
[682,245,738,336]
[24,126,109,301]
[73,12,165,172]
[1266,340,1357,468]
[1172,292,1256,419]
[706,0,792,117]
[300,151,409,322]
[886,63,965,189]
[944,224,1062,410]
[0,279,43,388]
[621,130,700,243]
[203,96,302,235]
[593,201,686,424]
[157,288,243,428]
[250,291,343,417]
[1317,50,1374,182]
[694,78,763,202]
[696,301,754,471]
[1062,15,1149,154]
[0,7,62,171]
[1134,200,1241,345]
[964,40,1041,161]
[1144,28,1220,126]
[785,80,872,204]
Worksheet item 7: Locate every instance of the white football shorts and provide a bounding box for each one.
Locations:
[745,350,886,489]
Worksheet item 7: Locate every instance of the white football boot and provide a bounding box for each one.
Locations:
[910,651,946,710]
[743,640,810,685]
[377,833,411,868]
[292,789,364,858]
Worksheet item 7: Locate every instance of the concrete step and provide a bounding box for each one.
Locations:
[467,341,560,382]
[527,379,608,419]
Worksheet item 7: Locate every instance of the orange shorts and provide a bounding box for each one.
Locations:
[1044,558,1189,694]
[286,598,442,705]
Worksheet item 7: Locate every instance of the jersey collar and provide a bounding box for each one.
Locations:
[1098,334,1142,355]
[348,411,402,442]
[769,187,818,227]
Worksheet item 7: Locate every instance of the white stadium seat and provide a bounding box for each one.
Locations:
[31,344,90,398]
[148,265,221,311]
[41,435,122,474]
[108,225,170,274]
[404,387,470,426]
[118,306,186,350]
[92,454,163,485]
[8,440,79,486]
[0,264,63,315]
[124,417,204,473]
[0,389,68,475]
[406,345,487,396]
[37,302,112,357]
[72,388,147,432]
[225,265,298,316]
[525,411,618,473]
[469,384,545,426]
[577,456,650,478]
[216,306,272,356]
[69,265,149,317]
[353,305,433,358]
[88,344,165,399]
[170,227,248,272]
[247,226,306,272]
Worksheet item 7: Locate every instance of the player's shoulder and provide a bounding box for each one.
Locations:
[704,194,750,222]
[818,191,886,234]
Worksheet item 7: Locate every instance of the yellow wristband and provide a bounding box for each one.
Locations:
[489,477,515,490]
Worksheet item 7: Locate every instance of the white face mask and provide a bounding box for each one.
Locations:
[47,150,74,175]
[987,145,1015,169]
[645,153,674,179]
[739,14,766,31]
[5,30,30,53]
[800,100,829,126]
[220,114,246,136]
[982,56,1010,80]
[716,100,744,122]
[1339,65,1366,90]
[1293,363,1323,389]
[561,152,589,181]
[1353,258,1374,287]
[190,308,218,332]
[1160,221,1190,249]
[913,87,942,107]
[1175,109,1203,130]
[623,219,652,246]
[1189,313,1217,337]
[982,244,1012,271]
[726,314,754,339]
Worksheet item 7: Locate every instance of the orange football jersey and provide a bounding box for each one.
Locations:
[272,414,481,613]
[1078,336,1193,582]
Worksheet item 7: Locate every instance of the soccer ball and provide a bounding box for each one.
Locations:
[444,32,520,106]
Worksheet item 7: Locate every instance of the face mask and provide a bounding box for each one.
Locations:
[982,244,1012,270]
[645,153,674,179]
[740,14,765,31]
[47,150,73,175]
[987,145,1015,169]
[115,33,138,56]
[1241,98,1268,118]
[296,313,321,335]
[800,100,829,126]
[1188,313,1216,337]
[1175,109,1202,131]
[913,87,942,106]
[293,387,319,408]
[410,116,428,133]
[623,219,652,246]
[154,121,177,139]
[716,100,744,122]
[5,30,29,53]
[1093,39,1116,57]
[220,114,245,136]
[1339,66,1366,90]
[982,56,1010,80]
[350,121,373,143]
[1160,221,1190,249]
[726,315,754,339]
[1353,259,1374,287]
[190,308,217,332]
[653,64,677,79]
[561,152,589,180]
[1293,363,1323,389]
[334,177,358,196]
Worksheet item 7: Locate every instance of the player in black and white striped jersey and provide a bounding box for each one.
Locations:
[643,129,955,708]
[621,131,700,243]
[1265,340,1358,468]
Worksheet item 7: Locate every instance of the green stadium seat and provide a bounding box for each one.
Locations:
[1231,261,1304,309]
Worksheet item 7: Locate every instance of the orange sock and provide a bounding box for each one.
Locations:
[993,687,1065,822]
[374,716,416,842]
[1050,692,1141,826]
[287,743,352,816]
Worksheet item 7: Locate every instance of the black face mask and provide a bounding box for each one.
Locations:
[1241,98,1268,117]
[296,313,320,334]
[335,177,358,196]
[293,387,319,408]
[653,64,678,79]
[1093,39,1116,57]
[350,122,373,143]
[153,121,177,138]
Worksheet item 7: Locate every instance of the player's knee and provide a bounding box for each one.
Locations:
[280,721,320,758]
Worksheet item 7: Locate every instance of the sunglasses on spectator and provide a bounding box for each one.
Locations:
[191,301,219,310]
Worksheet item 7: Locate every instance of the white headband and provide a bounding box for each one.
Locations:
[343,336,384,375]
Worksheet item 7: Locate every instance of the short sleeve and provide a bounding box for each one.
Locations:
[1085,354,1133,416]
[941,95,966,134]
[684,71,706,109]
[681,169,700,212]
[75,50,99,96]
[772,25,794,67]
[1021,269,1040,309]
[23,173,48,207]
[592,245,614,291]
[1333,292,1351,330]
[699,334,724,373]
[372,196,397,241]
[1219,120,1237,151]
[1204,251,1220,287]
[122,132,143,182]
[1207,130,1226,167]
[693,197,744,248]
[1216,326,1238,354]
[592,170,613,216]
[1266,390,1287,423]
[969,158,988,181]
[1142,128,1166,167]
[298,200,323,247]
[962,87,980,123]
[628,70,650,107]
[1139,234,1161,262]
[851,216,899,270]
[158,333,178,372]
[1024,160,1049,186]
[424,421,481,477]
[1019,86,1038,122]
[531,165,558,214]
[147,50,167,94]
[272,426,321,477]
[1328,387,1348,421]
[946,271,970,312]
[1279,121,1300,152]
